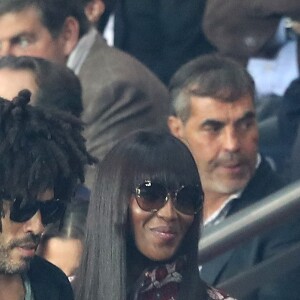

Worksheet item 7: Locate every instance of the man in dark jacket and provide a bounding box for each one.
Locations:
[168,54,300,299]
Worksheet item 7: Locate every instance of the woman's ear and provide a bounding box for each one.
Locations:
[84,0,105,24]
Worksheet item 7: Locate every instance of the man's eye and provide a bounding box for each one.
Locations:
[203,124,222,133]
[239,119,255,131]
[17,37,30,48]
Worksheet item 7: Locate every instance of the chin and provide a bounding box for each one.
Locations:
[146,250,178,263]
[217,177,250,193]
[5,257,32,275]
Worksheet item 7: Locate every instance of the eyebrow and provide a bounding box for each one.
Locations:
[10,32,33,41]
[201,119,224,128]
[0,31,33,45]
[201,110,256,128]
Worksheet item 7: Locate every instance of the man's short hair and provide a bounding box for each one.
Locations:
[0,90,95,209]
[0,0,90,38]
[169,54,255,123]
[0,56,83,117]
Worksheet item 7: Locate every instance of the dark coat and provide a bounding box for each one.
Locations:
[108,0,215,84]
[28,256,74,300]
[201,158,300,299]
[278,77,300,182]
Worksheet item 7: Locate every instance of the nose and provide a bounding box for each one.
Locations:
[222,127,240,152]
[23,211,45,235]
[156,195,177,220]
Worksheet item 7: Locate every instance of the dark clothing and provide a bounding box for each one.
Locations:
[103,0,214,84]
[278,77,300,181]
[201,158,300,299]
[28,256,74,300]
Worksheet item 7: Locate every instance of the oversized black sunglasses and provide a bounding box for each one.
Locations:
[134,180,203,215]
[9,197,65,225]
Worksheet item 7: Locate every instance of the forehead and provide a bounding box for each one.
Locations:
[188,94,255,122]
[0,6,46,40]
[37,189,54,201]
[0,67,38,100]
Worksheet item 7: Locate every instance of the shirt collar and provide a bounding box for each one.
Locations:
[67,27,97,75]
[22,273,34,300]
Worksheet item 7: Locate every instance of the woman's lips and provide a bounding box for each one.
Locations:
[150,226,177,241]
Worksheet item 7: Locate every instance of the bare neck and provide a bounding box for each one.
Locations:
[0,274,25,300]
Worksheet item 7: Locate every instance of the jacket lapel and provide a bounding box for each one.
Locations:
[201,249,235,284]
[28,257,59,300]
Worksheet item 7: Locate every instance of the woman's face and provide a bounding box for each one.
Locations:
[129,188,194,261]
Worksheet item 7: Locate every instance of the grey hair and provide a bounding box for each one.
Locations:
[169,54,255,123]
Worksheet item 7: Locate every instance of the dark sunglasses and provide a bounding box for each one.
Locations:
[134,180,203,215]
[9,197,65,225]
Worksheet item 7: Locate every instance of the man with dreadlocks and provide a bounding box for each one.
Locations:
[0,90,95,300]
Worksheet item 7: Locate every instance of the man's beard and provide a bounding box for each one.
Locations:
[204,152,256,194]
[0,233,40,274]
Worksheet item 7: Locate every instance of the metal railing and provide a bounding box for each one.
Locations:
[198,179,300,297]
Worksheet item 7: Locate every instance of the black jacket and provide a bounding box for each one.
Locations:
[103,0,214,85]
[202,158,300,299]
[28,256,74,300]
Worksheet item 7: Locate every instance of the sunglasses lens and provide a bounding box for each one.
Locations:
[9,197,65,225]
[10,198,38,223]
[175,186,202,215]
[40,199,65,225]
[136,182,167,212]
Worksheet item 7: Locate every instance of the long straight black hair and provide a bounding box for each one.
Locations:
[75,130,207,299]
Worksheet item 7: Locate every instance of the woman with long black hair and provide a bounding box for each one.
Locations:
[75,130,234,300]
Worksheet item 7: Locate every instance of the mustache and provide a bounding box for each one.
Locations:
[9,233,41,249]
[212,152,247,167]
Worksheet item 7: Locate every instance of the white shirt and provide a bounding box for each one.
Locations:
[103,13,115,47]
[67,27,98,75]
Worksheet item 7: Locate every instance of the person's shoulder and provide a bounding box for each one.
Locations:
[207,285,237,300]
[241,156,283,202]
[28,256,73,298]
[29,255,66,277]
[85,33,167,86]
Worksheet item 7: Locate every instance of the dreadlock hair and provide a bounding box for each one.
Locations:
[0,90,96,217]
